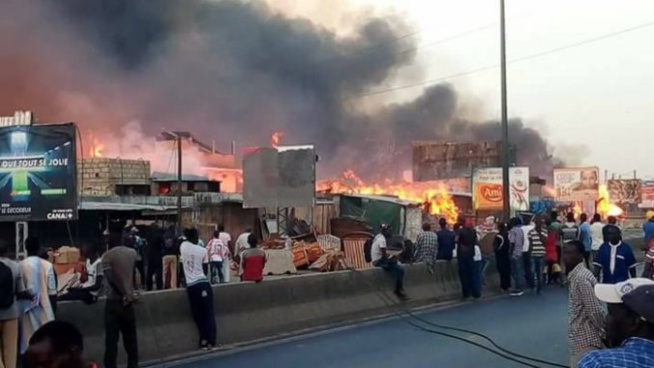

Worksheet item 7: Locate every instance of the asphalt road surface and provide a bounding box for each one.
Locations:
[172,288,571,368]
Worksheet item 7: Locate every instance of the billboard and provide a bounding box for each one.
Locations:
[243,145,315,208]
[607,179,641,204]
[0,123,77,221]
[553,167,599,202]
[472,167,530,211]
[641,181,654,208]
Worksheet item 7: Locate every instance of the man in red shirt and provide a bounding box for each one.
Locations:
[240,233,267,282]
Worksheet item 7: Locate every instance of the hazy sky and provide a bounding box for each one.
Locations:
[271,0,654,179]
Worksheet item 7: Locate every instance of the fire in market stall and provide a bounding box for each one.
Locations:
[597,184,624,218]
[88,133,104,158]
[318,170,460,223]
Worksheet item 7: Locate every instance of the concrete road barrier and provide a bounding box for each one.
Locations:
[57,261,499,364]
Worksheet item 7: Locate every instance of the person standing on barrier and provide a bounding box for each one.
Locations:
[508,217,525,297]
[564,239,605,367]
[180,228,217,351]
[102,235,139,368]
[456,217,481,300]
[577,278,654,368]
[371,224,408,301]
[436,218,455,261]
[493,223,511,293]
[414,223,438,273]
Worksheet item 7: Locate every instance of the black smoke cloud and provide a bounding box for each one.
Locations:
[0,0,558,179]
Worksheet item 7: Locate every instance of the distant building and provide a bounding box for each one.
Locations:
[156,130,241,192]
[412,140,516,182]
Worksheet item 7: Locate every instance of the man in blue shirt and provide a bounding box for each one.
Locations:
[642,214,654,251]
[436,218,455,261]
[593,225,637,284]
[577,278,654,368]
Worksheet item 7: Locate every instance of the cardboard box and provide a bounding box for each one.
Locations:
[54,246,80,264]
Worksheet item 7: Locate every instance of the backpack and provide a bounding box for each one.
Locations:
[0,262,15,309]
[561,224,578,243]
[363,238,373,263]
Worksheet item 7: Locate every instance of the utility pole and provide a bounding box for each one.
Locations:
[500,0,511,221]
[176,134,183,233]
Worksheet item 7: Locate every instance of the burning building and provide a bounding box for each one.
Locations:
[156,130,242,192]
[412,140,516,182]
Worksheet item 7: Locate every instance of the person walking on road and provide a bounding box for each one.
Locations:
[180,228,217,350]
[589,214,605,263]
[528,219,547,294]
[579,213,592,268]
[493,223,511,293]
[436,218,455,261]
[577,278,654,368]
[593,224,637,284]
[371,224,408,300]
[102,235,139,368]
[456,218,481,300]
[508,217,525,296]
[549,212,563,265]
[563,239,605,367]
[0,241,32,368]
[18,237,56,355]
[235,229,252,259]
[414,223,438,273]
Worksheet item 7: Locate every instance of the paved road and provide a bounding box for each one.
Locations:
[172,288,571,368]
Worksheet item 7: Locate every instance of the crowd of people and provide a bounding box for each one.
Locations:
[2,213,654,367]
[0,223,267,368]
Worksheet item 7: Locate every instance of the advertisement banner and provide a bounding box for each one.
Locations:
[607,179,641,204]
[553,167,599,202]
[0,123,77,221]
[641,181,654,208]
[472,167,530,211]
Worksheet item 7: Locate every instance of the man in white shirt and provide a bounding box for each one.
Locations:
[235,229,252,257]
[180,228,217,350]
[370,224,408,300]
[217,224,232,251]
[521,219,536,290]
[590,214,605,261]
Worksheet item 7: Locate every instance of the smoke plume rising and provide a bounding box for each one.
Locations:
[1,0,560,179]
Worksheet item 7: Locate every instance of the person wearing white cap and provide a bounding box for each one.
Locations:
[576,278,654,368]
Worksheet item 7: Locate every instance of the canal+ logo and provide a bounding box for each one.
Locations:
[46,210,74,220]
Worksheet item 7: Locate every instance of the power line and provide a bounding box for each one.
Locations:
[353,19,654,99]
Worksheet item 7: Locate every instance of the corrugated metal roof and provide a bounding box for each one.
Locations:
[79,201,176,212]
[151,171,212,182]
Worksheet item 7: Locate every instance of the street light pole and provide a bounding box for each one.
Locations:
[176,134,183,232]
[500,0,511,221]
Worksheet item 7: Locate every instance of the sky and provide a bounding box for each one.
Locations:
[270,0,654,180]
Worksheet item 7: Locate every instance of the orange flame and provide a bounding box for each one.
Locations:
[597,184,624,218]
[88,133,104,158]
[271,131,284,147]
[318,170,460,223]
